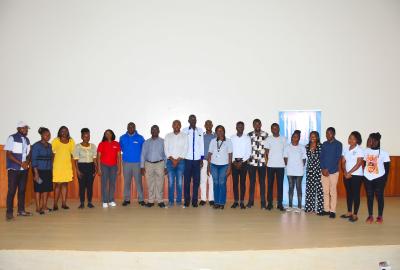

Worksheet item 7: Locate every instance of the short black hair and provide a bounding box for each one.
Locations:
[253,119,261,125]
[326,127,336,135]
[271,123,279,128]
[369,132,382,149]
[236,121,244,126]
[292,130,301,138]
[102,129,116,142]
[38,127,50,135]
[350,131,362,145]
[57,126,70,139]
[81,128,90,134]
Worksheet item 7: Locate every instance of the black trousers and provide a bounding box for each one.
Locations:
[267,167,285,206]
[343,175,363,215]
[78,163,95,203]
[184,159,201,205]
[248,165,266,205]
[232,162,248,203]
[364,176,385,217]
[6,169,28,214]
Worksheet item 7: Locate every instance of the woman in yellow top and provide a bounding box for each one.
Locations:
[52,126,75,210]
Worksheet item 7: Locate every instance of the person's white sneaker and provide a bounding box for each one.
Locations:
[294,208,302,213]
[286,207,293,212]
[102,203,108,208]
[109,202,117,207]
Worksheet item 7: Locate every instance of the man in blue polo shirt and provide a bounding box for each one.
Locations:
[120,122,145,206]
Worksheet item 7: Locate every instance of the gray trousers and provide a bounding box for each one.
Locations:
[123,162,144,202]
[145,161,165,203]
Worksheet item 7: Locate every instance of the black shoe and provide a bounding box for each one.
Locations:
[231,202,239,209]
[122,200,130,207]
[213,205,220,209]
[146,203,154,208]
[199,200,206,206]
[349,216,358,222]
[78,203,85,209]
[184,202,190,208]
[87,203,95,208]
[209,201,215,206]
[318,211,329,216]
[220,205,225,210]
[192,203,198,208]
[246,202,253,208]
[277,205,286,212]
[266,204,273,211]
[240,203,246,209]
[53,205,59,211]
[329,212,336,219]
[6,213,14,221]
[158,202,166,208]
[340,214,351,219]
[139,201,146,206]
[61,205,69,210]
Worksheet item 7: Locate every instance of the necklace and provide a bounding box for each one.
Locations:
[217,140,224,152]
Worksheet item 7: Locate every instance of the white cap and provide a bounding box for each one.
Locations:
[17,121,30,129]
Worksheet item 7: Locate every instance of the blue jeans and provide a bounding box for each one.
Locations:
[166,159,185,204]
[210,164,229,206]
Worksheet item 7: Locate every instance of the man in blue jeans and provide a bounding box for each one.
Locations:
[119,122,145,206]
[164,120,188,207]
[182,114,204,208]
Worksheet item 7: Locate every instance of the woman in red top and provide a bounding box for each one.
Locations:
[97,129,121,208]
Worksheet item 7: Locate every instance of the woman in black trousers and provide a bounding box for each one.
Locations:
[363,133,390,224]
[341,131,364,222]
[73,128,98,209]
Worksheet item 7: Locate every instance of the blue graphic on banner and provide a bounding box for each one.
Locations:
[279,110,321,207]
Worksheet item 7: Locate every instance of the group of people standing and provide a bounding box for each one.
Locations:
[4,116,391,224]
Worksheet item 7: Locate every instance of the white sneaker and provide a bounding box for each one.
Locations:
[286,207,293,212]
[102,203,108,208]
[294,208,302,213]
[109,202,117,207]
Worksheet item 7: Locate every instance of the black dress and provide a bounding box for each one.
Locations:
[304,143,324,214]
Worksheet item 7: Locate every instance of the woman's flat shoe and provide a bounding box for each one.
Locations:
[61,205,70,210]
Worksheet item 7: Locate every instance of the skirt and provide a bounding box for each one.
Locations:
[34,170,53,193]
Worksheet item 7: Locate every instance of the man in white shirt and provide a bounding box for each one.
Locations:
[230,121,252,209]
[182,114,204,208]
[200,120,216,206]
[165,120,189,207]
[265,123,286,211]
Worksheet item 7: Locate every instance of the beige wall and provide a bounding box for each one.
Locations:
[0,0,399,153]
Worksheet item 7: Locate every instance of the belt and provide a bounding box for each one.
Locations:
[146,160,163,164]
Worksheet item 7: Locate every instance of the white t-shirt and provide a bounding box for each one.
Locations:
[265,136,286,168]
[342,145,364,176]
[284,143,306,176]
[363,148,390,181]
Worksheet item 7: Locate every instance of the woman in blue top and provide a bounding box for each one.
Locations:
[31,127,53,214]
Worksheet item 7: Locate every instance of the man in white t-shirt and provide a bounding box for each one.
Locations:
[265,123,286,211]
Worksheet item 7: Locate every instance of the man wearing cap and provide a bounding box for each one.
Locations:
[4,121,32,220]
